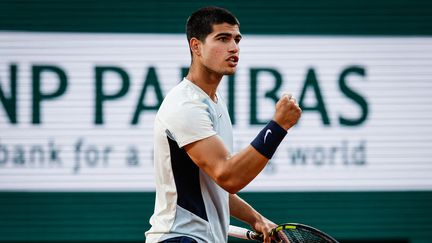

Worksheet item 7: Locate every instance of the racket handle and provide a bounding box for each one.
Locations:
[228,225,262,241]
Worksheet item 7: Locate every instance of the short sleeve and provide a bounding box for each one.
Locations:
[163,99,217,148]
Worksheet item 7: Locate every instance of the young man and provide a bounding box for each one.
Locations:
[145,6,301,243]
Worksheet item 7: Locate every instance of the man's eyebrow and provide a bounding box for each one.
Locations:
[214,32,243,39]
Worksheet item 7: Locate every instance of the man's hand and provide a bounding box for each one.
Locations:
[273,92,302,131]
[251,216,277,243]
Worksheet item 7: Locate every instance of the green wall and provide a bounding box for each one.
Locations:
[0,192,431,242]
[1,0,432,35]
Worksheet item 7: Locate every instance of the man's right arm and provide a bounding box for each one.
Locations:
[184,93,301,194]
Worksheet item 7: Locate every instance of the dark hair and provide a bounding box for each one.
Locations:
[186,6,240,43]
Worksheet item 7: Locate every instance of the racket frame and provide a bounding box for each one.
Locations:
[228,223,339,243]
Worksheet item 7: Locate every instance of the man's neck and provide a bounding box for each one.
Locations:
[186,66,223,102]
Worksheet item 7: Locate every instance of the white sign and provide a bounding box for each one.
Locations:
[1,32,432,191]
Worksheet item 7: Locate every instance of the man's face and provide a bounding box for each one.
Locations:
[198,23,242,75]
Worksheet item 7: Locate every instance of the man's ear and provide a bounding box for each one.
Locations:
[189,38,201,56]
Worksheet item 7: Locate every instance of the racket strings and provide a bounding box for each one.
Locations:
[276,228,331,243]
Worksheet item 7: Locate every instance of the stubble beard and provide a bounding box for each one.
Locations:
[222,65,237,76]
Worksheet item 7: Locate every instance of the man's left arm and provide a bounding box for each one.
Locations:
[229,194,276,243]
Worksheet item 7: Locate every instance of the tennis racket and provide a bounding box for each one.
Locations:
[228,223,339,243]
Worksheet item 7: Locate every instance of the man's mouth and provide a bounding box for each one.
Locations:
[227,56,239,66]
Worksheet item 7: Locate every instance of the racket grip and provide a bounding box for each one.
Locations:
[228,225,263,241]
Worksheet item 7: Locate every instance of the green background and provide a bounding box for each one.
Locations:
[1,0,432,35]
[1,0,432,242]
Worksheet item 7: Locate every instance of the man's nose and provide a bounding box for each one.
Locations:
[229,40,240,53]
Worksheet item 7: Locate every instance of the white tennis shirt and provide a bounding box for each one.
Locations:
[145,78,233,243]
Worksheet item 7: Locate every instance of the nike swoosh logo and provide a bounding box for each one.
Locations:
[264,129,272,143]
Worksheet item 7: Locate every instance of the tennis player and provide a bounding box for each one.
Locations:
[145,6,301,243]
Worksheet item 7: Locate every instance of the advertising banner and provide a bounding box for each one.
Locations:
[1,32,431,191]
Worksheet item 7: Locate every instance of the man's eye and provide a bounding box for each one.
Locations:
[219,37,228,42]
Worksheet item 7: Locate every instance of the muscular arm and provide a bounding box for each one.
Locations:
[184,93,301,194]
[229,194,276,243]
[229,193,267,227]
[185,137,267,194]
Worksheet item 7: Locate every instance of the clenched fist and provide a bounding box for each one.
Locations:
[273,92,301,130]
